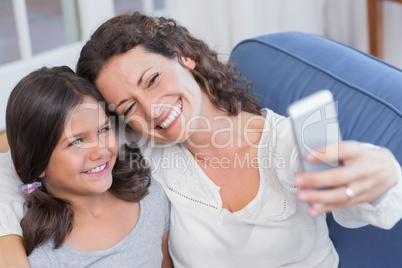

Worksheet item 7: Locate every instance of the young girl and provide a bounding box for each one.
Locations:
[6,66,172,267]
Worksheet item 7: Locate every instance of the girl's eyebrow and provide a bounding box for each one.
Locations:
[62,131,85,144]
[99,119,110,129]
[61,119,110,144]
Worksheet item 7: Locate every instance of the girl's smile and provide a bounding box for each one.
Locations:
[83,162,109,175]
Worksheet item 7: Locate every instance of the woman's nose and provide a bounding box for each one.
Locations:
[138,96,164,120]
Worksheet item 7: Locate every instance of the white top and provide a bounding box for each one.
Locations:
[140,109,402,268]
[0,150,25,237]
[1,108,402,267]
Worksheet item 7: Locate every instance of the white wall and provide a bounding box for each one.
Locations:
[165,0,326,59]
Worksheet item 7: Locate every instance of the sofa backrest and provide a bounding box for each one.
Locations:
[230,32,402,268]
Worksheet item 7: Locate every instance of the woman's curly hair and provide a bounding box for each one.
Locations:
[77,11,261,116]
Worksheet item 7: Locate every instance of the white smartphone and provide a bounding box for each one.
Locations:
[287,90,342,173]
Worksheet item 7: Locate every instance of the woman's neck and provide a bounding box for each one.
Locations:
[183,110,265,162]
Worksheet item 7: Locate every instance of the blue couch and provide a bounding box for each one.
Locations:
[230,32,402,267]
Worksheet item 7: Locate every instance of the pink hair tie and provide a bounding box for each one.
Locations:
[18,182,42,194]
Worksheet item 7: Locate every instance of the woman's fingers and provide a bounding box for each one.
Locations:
[297,176,374,212]
[295,141,399,214]
[295,163,364,189]
[306,140,361,164]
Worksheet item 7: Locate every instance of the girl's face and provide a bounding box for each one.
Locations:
[95,46,207,144]
[40,96,118,200]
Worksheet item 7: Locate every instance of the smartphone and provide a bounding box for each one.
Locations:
[287,90,342,173]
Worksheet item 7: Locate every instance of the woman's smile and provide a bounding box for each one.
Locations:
[156,98,183,131]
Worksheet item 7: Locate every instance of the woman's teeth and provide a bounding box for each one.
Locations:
[85,163,106,174]
[159,101,182,129]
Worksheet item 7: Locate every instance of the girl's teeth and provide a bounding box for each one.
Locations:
[86,163,106,174]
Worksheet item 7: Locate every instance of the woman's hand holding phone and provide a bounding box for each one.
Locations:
[294,141,398,216]
[287,90,399,215]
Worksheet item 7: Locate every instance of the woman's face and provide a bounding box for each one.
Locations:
[41,96,118,201]
[95,46,206,144]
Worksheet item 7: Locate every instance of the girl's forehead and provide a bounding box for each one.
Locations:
[78,96,101,111]
[67,97,105,122]
[61,97,108,138]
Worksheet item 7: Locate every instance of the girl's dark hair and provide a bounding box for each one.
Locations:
[6,66,150,255]
[77,11,261,116]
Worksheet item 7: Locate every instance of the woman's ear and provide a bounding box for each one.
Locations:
[39,171,45,179]
[181,56,196,70]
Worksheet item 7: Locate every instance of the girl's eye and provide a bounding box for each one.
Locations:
[123,102,136,117]
[148,73,160,88]
[98,126,111,135]
[68,139,82,147]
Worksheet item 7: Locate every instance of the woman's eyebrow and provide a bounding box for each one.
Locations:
[115,99,128,110]
[115,67,152,110]
[137,67,151,86]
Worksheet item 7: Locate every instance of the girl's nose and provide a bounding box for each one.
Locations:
[88,139,109,161]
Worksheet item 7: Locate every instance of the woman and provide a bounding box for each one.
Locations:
[77,12,401,267]
[1,12,401,267]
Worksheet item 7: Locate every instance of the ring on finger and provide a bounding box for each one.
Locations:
[345,186,355,199]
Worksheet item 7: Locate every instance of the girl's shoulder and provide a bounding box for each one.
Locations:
[142,178,170,214]
[146,178,168,200]
[28,240,54,267]
[141,178,170,233]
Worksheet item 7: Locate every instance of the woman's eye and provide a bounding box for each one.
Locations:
[98,126,110,135]
[123,102,136,117]
[68,139,82,147]
[148,73,160,88]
